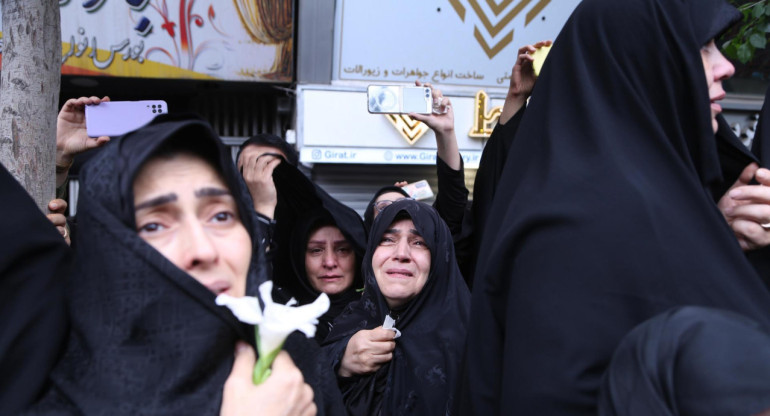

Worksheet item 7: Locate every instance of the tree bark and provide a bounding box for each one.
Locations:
[0,0,61,212]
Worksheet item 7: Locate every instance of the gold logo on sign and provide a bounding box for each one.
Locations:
[469,91,502,138]
[385,114,429,145]
[449,0,552,59]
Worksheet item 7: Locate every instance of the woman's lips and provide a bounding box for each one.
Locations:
[386,269,414,278]
[206,281,231,295]
[319,275,342,281]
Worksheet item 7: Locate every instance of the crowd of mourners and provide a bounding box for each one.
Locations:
[5,0,770,414]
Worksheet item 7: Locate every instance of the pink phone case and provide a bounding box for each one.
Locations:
[85,100,167,137]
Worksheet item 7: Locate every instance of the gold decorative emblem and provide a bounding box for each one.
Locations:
[469,90,502,138]
[449,0,552,59]
[385,114,429,145]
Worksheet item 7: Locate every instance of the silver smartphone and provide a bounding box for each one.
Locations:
[367,85,432,114]
[85,100,167,137]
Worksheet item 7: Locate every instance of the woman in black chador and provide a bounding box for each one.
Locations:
[323,199,470,415]
[279,208,364,342]
[458,0,770,414]
[24,115,339,415]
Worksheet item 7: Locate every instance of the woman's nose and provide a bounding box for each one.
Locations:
[322,250,338,268]
[714,49,735,81]
[393,238,410,260]
[181,221,218,269]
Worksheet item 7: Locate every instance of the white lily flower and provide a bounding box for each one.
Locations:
[215,293,262,324]
[256,281,331,353]
[215,280,330,384]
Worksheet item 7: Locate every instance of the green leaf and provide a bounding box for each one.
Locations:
[750,32,767,49]
[737,43,753,64]
[754,3,766,19]
[723,42,738,60]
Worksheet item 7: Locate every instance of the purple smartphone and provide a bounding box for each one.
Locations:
[85,100,167,137]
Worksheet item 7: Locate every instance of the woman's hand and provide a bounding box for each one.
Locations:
[221,342,316,416]
[239,154,282,219]
[56,96,111,186]
[409,81,461,170]
[338,326,396,377]
[718,163,770,251]
[47,198,70,246]
[499,40,552,125]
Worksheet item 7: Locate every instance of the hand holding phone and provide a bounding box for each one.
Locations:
[401,180,434,200]
[85,100,168,137]
[367,85,432,114]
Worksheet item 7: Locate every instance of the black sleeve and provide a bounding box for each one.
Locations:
[433,155,469,236]
[0,165,72,414]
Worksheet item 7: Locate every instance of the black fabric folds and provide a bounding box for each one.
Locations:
[26,115,340,415]
[746,87,770,286]
[458,1,770,415]
[464,106,526,285]
[712,114,757,200]
[323,199,470,415]
[283,208,364,342]
[0,164,72,415]
[363,185,410,231]
[269,161,367,338]
[599,306,770,416]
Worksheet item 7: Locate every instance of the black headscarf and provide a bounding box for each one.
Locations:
[323,199,470,416]
[459,1,770,415]
[363,185,410,230]
[270,160,367,311]
[236,133,299,167]
[0,164,72,415]
[599,306,770,416]
[28,115,341,415]
[284,208,364,341]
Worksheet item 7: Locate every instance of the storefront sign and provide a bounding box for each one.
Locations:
[0,0,293,82]
[298,86,506,167]
[334,0,580,88]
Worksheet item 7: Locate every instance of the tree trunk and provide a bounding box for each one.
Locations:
[0,0,61,212]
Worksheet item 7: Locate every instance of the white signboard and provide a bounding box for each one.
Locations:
[334,0,581,88]
[298,86,508,167]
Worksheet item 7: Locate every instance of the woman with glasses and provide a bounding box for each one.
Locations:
[363,186,412,230]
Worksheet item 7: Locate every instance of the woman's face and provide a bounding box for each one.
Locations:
[701,39,735,133]
[373,191,410,220]
[133,153,252,297]
[372,218,431,309]
[305,225,356,295]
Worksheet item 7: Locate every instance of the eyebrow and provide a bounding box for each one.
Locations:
[134,187,231,211]
[135,193,177,211]
[384,228,421,236]
[307,239,351,245]
[194,187,231,198]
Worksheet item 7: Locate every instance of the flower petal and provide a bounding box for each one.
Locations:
[215,293,263,325]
